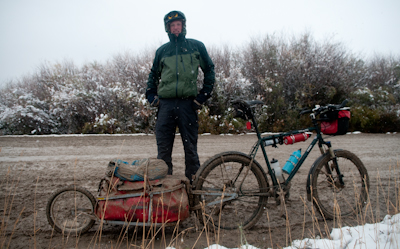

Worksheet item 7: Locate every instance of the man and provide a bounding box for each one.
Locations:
[146,10,215,182]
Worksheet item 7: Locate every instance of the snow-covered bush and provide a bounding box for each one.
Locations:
[0,33,399,135]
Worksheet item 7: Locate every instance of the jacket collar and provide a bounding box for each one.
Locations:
[168,32,186,44]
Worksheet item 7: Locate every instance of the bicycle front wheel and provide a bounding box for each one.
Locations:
[46,186,96,234]
[194,152,268,230]
[310,150,369,219]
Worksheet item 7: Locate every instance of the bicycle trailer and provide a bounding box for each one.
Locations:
[96,174,190,225]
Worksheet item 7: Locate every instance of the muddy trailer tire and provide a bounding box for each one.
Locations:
[46,186,96,234]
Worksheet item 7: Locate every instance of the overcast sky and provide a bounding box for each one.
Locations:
[1,0,399,86]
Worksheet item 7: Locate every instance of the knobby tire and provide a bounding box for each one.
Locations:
[310,150,369,219]
[194,152,268,230]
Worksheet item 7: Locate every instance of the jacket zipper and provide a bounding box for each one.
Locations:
[190,55,194,74]
[175,41,179,97]
[181,55,186,72]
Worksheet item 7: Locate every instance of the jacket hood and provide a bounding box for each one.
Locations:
[164,10,187,39]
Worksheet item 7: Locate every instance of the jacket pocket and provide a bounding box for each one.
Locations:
[191,52,200,73]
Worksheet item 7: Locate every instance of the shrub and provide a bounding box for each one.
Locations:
[1,32,399,134]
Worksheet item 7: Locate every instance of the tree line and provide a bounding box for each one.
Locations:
[1,32,399,135]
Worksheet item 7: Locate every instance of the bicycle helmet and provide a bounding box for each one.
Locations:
[164,10,186,33]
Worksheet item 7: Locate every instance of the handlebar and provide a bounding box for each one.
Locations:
[339,99,348,108]
[231,99,349,122]
[299,108,312,115]
[299,99,348,117]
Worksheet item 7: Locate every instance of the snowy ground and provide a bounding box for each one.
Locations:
[191,213,400,249]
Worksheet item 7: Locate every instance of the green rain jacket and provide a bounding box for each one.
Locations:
[146,18,215,104]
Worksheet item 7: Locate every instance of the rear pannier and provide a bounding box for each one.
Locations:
[320,108,350,135]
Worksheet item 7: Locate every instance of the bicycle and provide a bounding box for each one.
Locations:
[191,99,370,230]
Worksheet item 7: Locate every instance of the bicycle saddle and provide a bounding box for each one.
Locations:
[232,99,263,120]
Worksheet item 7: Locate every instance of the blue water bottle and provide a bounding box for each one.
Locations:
[282,149,301,174]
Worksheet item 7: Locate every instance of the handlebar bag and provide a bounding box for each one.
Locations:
[96,175,190,223]
[320,108,350,135]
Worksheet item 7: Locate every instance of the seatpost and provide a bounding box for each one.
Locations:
[252,116,262,140]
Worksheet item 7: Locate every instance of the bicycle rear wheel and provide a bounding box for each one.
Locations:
[46,186,96,234]
[194,152,268,230]
[310,150,369,219]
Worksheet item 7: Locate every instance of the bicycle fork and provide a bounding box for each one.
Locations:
[320,141,345,187]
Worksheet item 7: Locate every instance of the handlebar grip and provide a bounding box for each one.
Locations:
[339,99,348,108]
[300,109,312,115]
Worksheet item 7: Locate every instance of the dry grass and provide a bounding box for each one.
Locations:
[1,160,399,249]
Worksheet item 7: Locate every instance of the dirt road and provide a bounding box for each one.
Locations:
[1,133,399,248]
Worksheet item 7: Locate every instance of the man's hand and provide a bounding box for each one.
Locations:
[151,96,160,107]
[192,99,202,111]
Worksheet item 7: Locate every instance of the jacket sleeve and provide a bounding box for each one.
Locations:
[197,42,215,104]
[146,51,161,103]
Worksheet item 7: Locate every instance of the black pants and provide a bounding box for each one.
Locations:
[156,98,200,181]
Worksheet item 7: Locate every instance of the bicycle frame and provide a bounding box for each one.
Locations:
[248,112,339,188]
[189,99,366,230]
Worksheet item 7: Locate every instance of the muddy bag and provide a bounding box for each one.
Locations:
[95,175,190,224]
[107,158,168,182]
[320,108,350,135]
